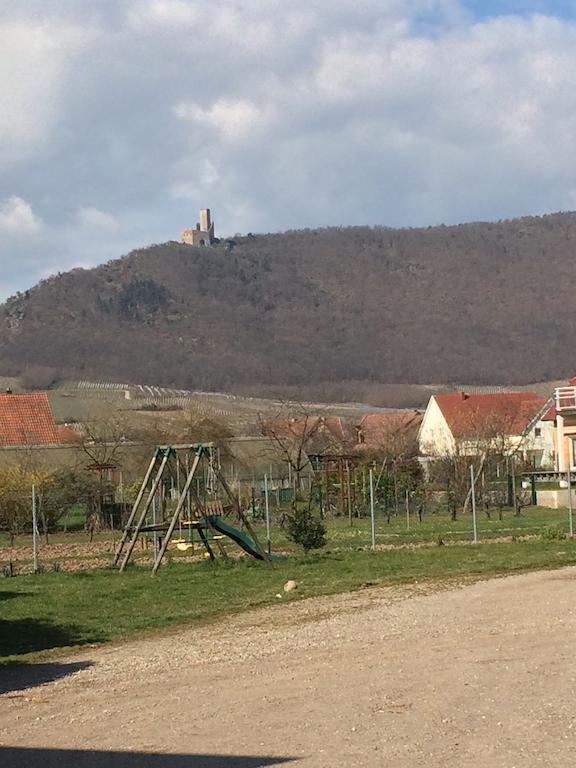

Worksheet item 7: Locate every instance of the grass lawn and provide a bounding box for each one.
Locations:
[0,506,571,573]
[2,537,576,665]
[253,505,571,552]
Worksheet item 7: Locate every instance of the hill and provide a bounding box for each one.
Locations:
[2,213,576,402]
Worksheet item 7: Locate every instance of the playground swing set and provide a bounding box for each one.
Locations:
[113,442,271,573]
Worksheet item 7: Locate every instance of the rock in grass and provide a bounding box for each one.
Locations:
[283,580,298,593]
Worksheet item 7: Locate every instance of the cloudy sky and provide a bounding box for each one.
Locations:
[1,0,576,301]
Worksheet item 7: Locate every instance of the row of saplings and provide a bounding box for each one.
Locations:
[281,458,534,553]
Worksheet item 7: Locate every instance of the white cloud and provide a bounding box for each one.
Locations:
[2,2,576,301]
[77,207,120,234]
[174,98,271,144]
[127,0,200,28]
[0,19,87,167]
[0,196,42,236]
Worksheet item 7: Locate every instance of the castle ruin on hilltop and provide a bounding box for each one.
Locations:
[181,208,215,246]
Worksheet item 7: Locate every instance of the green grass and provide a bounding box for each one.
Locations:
[0,505,568,554]
[2,537,576,665]
[251,505,571,551]
[57,505,87,532]
[0,505,570,565]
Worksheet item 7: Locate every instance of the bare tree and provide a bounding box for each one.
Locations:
[259,401,324,497]
[433,405,537,520]
[81,417,130,466]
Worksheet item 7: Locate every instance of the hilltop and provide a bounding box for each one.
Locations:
[2,213,576,403]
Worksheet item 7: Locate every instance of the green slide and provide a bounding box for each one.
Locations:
[203,515,269,560]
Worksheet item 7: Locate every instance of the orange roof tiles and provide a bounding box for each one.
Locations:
[433,392,545,438]
[356,411,422,450]
[262,415,348,455]
[0,392,61,447]
[57,425,82,444]
[263,415,345,441]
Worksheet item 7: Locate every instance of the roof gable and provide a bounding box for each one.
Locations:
[0,393,60,447]
[356,411,422,450]
[262,415,347,455]
[432,392,545,439]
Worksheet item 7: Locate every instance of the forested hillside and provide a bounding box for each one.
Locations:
[2,213,576,401]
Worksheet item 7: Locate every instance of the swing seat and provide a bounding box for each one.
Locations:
[176,542,193,551]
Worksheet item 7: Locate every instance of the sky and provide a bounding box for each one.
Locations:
[1,0,576,302]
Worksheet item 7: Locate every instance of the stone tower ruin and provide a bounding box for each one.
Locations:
[181,208,215,246]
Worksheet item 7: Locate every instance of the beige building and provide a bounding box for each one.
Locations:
[181,208,215,246]
[540,380,576,472]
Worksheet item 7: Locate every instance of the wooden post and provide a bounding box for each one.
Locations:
[215,466,270,563]
[119,449,172,572]
[113,449,160,565]
[152,451,202,574]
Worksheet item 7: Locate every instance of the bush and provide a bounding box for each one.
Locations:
[285,508,327,553]
[542,525,565,541]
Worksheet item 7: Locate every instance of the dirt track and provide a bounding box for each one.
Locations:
[2,569,576,767]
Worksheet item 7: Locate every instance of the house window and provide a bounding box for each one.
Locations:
[535,427,541,438]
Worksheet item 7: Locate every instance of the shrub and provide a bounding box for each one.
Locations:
[542,525,565,541]
[285,508,327,553]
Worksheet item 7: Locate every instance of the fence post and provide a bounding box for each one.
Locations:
[32,484,38,574]
[369,469,376,549]
[405,490,410,531]
[568,466,574,539]
[470,465,478,544]
[264,474,271,556]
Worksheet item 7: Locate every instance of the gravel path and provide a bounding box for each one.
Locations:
[1,569,576,767]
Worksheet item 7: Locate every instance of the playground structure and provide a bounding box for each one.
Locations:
[114,443,270,573]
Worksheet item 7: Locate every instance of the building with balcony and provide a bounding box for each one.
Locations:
[541,379,576,472]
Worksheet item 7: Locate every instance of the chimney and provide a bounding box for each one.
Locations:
[5,387,12,394]
[460,392,469,400]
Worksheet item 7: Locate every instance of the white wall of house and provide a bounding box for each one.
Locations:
[419,398,554,464]
[522,419,555,468]
[418,397,456,456]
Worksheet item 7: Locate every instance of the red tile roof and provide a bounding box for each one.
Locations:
[261,415,348,454]
[57,425,82,444]
[356,411,422,450]
[433,392,545,438]
[263,415,345,441]
[0,392,61,447]
[542,402,558,421]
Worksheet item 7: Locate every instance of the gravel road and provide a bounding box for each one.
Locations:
[1,569,576,767]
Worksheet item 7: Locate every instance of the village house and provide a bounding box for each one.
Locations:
[0,391,71,448]
[539,378,576,472]
[355,411,422,456]
[261,415,350,460]
[0,390,82,469]
[418,391,550,465]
